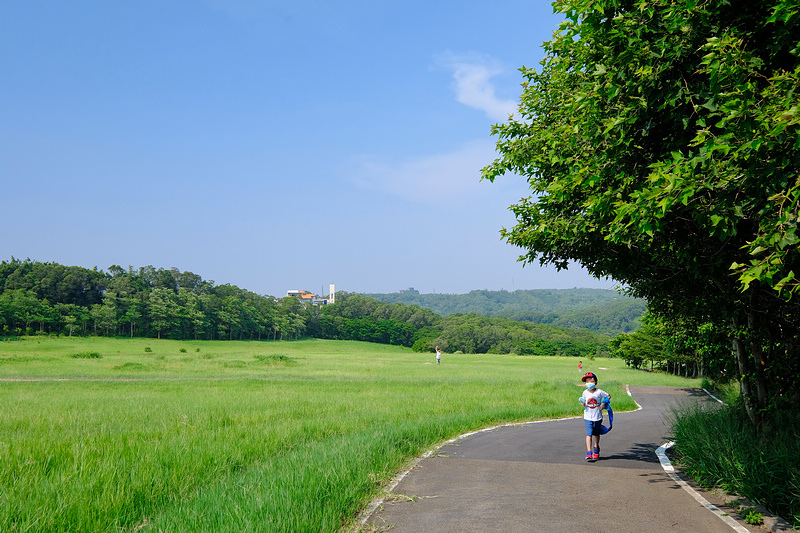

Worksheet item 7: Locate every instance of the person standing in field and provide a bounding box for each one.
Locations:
[436,346,441,365]
[578,360,582,371]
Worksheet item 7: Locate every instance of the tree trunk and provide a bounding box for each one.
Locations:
[747,315,768,409]
[732,328,760,429]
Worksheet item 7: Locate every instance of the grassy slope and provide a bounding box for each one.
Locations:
[0,337,700,532]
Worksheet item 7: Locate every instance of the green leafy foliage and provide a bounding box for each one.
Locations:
[483,0,800,428]
[610,324,664,370]
[611,313,736,378]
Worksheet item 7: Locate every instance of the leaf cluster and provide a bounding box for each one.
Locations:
[485,0,800,299]
[483,0,800,422]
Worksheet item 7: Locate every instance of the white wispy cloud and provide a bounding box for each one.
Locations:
[345,53,525,204]
[347,139,526,204]
[436,52,517,121]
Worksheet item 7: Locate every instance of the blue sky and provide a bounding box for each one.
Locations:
[0,1,615,297]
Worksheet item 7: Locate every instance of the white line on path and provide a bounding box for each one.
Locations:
[702,387,725,404]
[656,442,750,533]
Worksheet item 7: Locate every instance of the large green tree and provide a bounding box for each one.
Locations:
[483,0,800,428]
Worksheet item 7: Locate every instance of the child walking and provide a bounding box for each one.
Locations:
[579,372,610,461]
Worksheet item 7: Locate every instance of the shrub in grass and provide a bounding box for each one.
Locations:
[670,403,800,527]
[179,348,187,353]
[113,362,148,371]
[254,354,296,366]
[71,351,102,359]
[144,347,152,353]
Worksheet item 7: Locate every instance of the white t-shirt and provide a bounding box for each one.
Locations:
[582,388,610,422]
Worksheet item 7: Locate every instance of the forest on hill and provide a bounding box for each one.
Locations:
[0,258,610,357]
[362,289,645,335]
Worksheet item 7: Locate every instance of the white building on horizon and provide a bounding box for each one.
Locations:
[286,284,335,305]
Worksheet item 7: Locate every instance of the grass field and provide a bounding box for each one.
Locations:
[0,337,701,532]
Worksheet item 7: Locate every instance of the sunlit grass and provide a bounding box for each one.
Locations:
[0,337,700,532]
[670,402,800,528]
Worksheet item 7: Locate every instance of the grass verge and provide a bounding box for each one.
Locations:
[670,402,800,528]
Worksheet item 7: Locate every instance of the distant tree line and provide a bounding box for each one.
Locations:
[0,259,302,341]
[314,293,611,357]
[0,259,610,357]
[363,288,645,334]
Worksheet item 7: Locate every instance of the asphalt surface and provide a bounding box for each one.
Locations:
[364,386,767,533]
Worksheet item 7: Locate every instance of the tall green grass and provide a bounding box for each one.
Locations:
[0,337,699,532]
[670,402,800,528]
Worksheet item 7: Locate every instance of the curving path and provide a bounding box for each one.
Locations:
[364,386,767,533]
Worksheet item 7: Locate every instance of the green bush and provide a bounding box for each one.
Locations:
[254,354,296,365]
[71,351,102,359]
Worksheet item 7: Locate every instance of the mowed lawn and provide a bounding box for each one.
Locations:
[0,337,701,532]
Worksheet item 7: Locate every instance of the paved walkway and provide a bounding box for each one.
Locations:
[363,386,771,533]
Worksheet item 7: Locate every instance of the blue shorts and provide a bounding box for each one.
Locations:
[585,419,603,436]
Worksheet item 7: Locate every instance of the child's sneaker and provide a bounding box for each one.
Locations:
[585,452,593,461]
[592,448,600,460]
